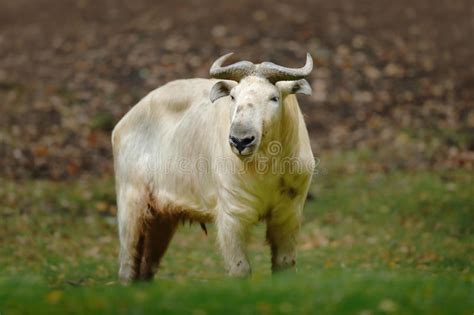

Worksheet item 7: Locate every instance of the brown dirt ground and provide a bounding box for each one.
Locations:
[0,0,473,179]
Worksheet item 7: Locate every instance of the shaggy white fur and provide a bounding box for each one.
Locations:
[112,76,314,281]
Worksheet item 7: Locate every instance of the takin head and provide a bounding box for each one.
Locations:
[209,53,313,157]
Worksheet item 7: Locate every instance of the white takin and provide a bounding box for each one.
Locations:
[112,53,315,282]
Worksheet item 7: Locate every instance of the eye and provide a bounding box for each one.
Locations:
[230,95,235,101]
[270,96,279,102]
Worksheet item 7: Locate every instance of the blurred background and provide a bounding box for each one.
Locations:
[1,0,473,180]
[1,2,473,312]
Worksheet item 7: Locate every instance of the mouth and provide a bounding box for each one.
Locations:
[230,144,256,157]
[229,134,258,157]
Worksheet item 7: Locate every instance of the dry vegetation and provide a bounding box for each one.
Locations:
[1,0,473,179]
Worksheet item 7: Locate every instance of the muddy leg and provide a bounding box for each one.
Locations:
[139,213,178,280]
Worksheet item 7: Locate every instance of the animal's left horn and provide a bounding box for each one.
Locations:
[209,53,256,82]
[257,53,313,83]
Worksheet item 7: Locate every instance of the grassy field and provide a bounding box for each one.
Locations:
[0,158,473,314]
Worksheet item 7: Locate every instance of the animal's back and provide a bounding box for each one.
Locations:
[112,78,217,149]
[112,77,230,223]
[111,78,229,204]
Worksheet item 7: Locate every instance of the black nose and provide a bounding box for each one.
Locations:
[229,135,255,152]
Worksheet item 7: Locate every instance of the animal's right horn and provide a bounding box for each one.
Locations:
[257,53,313,83]
[209,53,256,82]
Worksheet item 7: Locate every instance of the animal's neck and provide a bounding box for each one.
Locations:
[278,94,302,157]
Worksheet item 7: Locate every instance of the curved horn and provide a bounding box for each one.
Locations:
[209,52,256,82]
[257,53,313,83]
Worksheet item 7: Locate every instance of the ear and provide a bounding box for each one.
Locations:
[210,81,237,103]
[276,79,312,96]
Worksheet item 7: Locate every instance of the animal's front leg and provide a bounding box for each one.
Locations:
[216,212,252,277]
[266,210,301,273]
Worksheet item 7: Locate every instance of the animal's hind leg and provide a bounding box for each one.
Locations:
[117,185,147,283]
[139,211,178,281]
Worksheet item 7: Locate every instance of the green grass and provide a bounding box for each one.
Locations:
[0,163,473,314]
